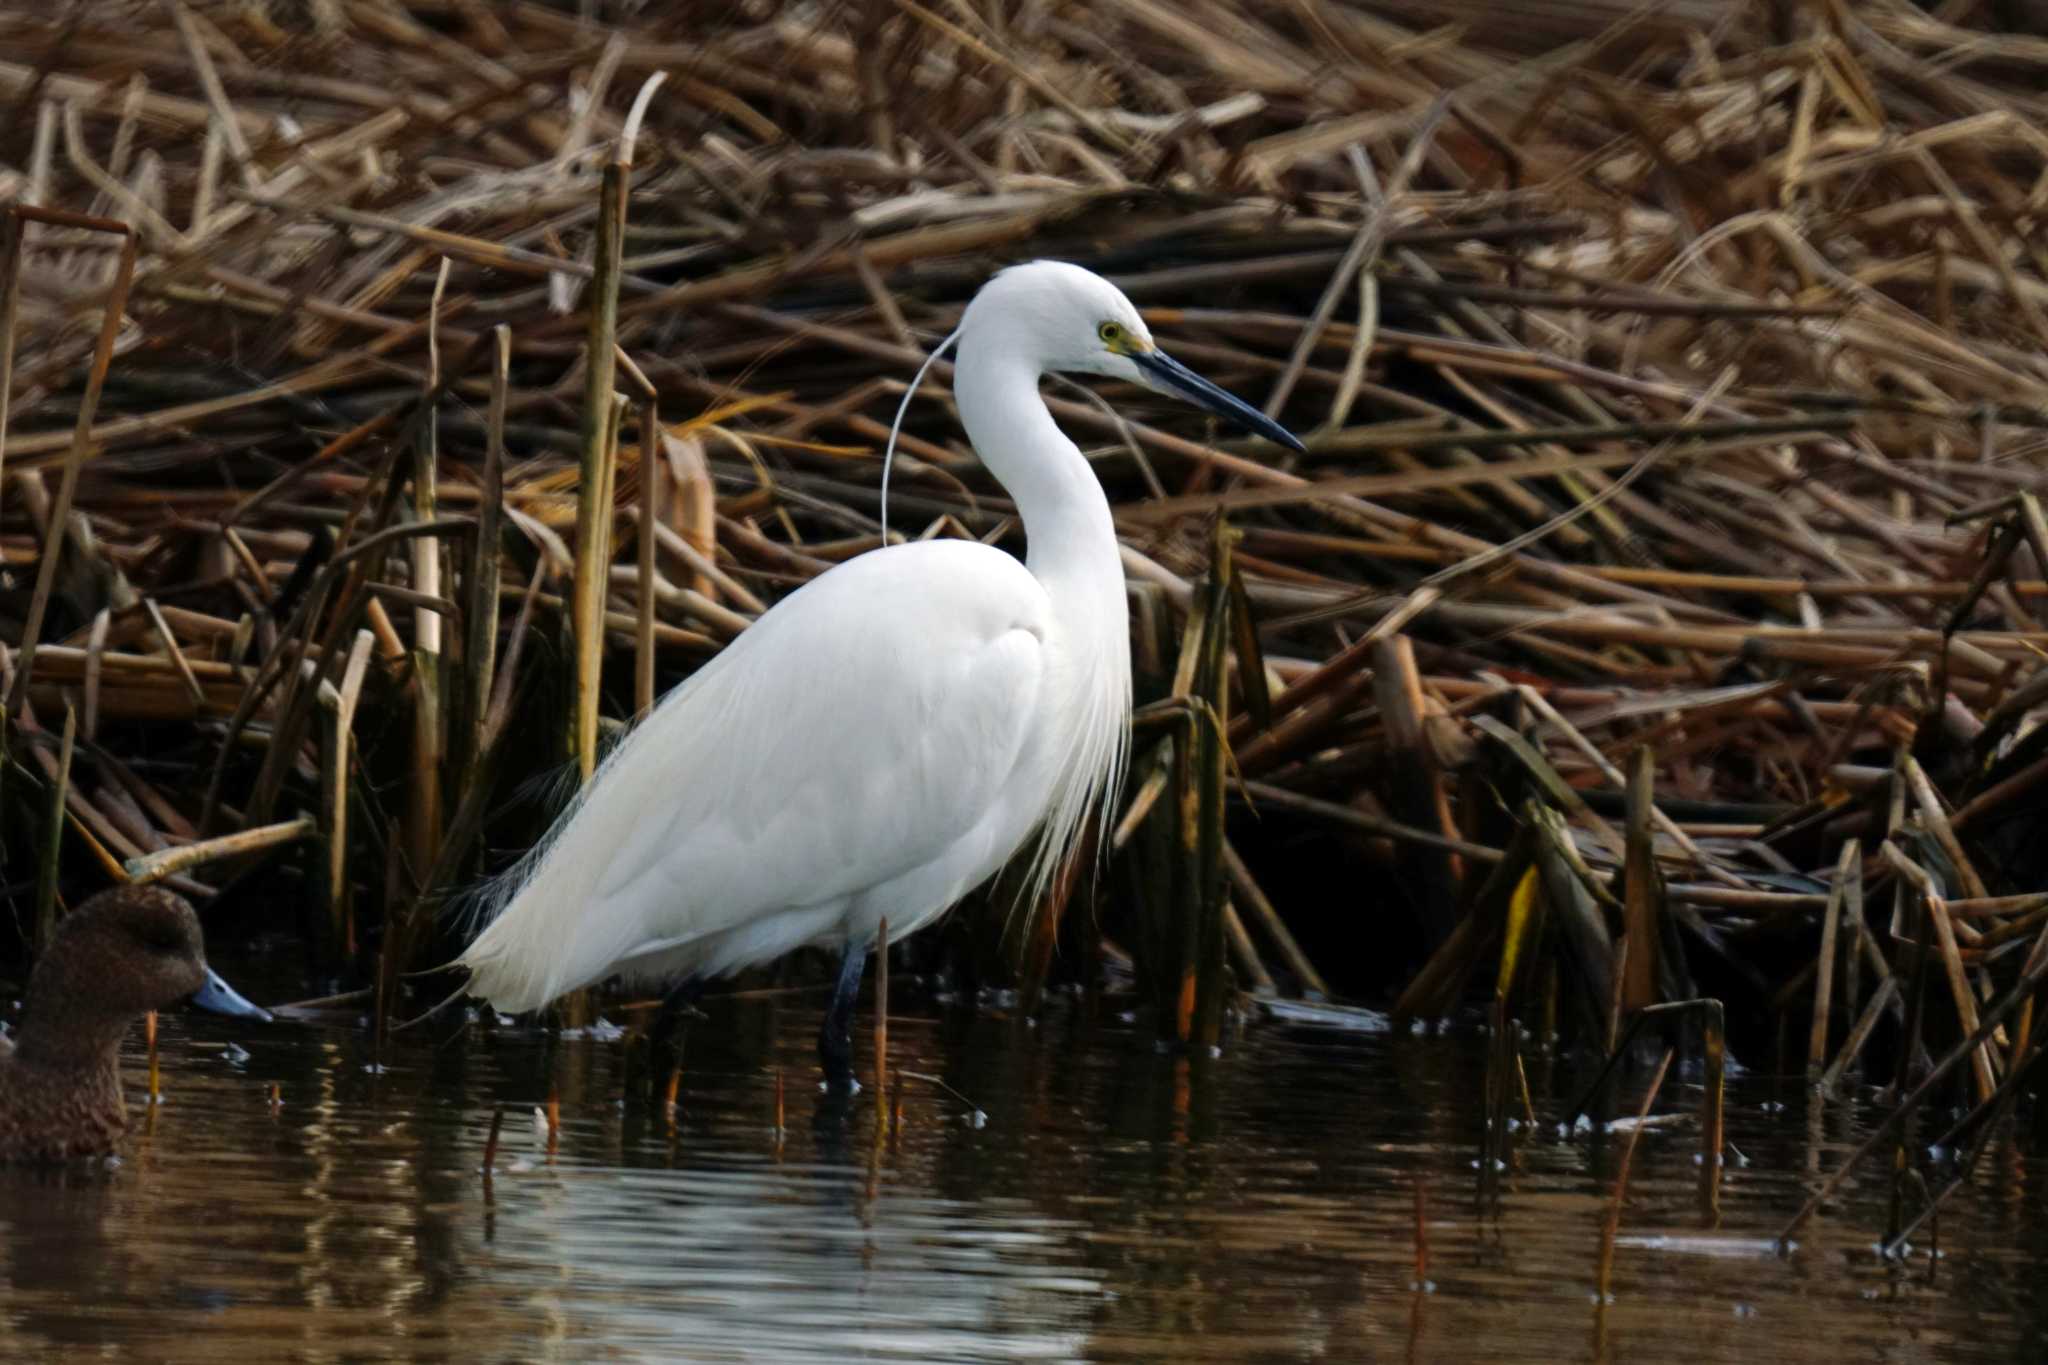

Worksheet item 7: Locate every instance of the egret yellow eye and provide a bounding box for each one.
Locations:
[1098,321,1124,346]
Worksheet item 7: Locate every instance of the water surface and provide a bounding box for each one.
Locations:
[0,975,2040,1363]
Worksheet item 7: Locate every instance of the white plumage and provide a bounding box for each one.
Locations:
[457,261,1301,1075]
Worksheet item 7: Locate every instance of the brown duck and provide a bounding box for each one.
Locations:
[0,886,270,1162]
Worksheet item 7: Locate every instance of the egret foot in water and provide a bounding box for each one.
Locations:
[817,941,869,1092]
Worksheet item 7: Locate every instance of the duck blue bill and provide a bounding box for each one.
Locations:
[1132,349,1308,453]
[190,967,273,1022]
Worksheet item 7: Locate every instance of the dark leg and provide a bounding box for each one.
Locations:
[649,977,707,1054]
[818,939,870,1091]
[641,978,706,1104]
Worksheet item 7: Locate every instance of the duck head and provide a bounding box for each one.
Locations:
[14,887,269,1067]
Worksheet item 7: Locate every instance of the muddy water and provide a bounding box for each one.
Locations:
[0,973,2040,1363]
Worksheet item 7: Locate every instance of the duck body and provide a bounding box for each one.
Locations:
[0,886,269,1163]
[0,1032,127,1164]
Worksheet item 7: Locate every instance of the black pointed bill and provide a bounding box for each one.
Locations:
[190,967,273,1022]
[1132,349,1307,453]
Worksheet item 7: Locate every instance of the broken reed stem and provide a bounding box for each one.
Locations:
[34,702,77,953]
[238,516,467,840]
[320,629,374,959]
[1884,1007,2047,1256]
[635,397,660,717]
[1373,631,1459,943]
[1781,934,2048,1244]
[1163,595,1206,1044]
[124,813,315,884]
[1820,976,1899,1096]
[571,156,629,783]
[141,598,204,708]
[5,213,136,718]
[1837,852,1866,1046]
[1223,840,1327,997]
[0,208,21,527]
[1412,1178,1429,1290]
[1699,998,1726,1221]
[1222,901,1277,997]
[144,1007,159,1106]
[1564,996,1726,1161]
[1809,842,1857,1075]
[1486,858,1545,1185]
[1596,1046,1674,1304]
[1621,747,1659,1012]
[408,258,452,882]
[1887,843,1999,1104]
[874,915,889,1125]
[463,327,510,790]
[1192,520,1234,1050]
[481,1105,504,1173]
[1262,97,1445,419]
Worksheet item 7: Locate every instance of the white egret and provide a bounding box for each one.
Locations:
[457,260,1305,1084]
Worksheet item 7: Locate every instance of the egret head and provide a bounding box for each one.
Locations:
[965,261,1307,454]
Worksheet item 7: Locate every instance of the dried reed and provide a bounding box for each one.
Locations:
[1,0,2046,1235]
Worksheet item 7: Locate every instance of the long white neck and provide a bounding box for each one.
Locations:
[951,340,1123,608]
[950,329,1131,905]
